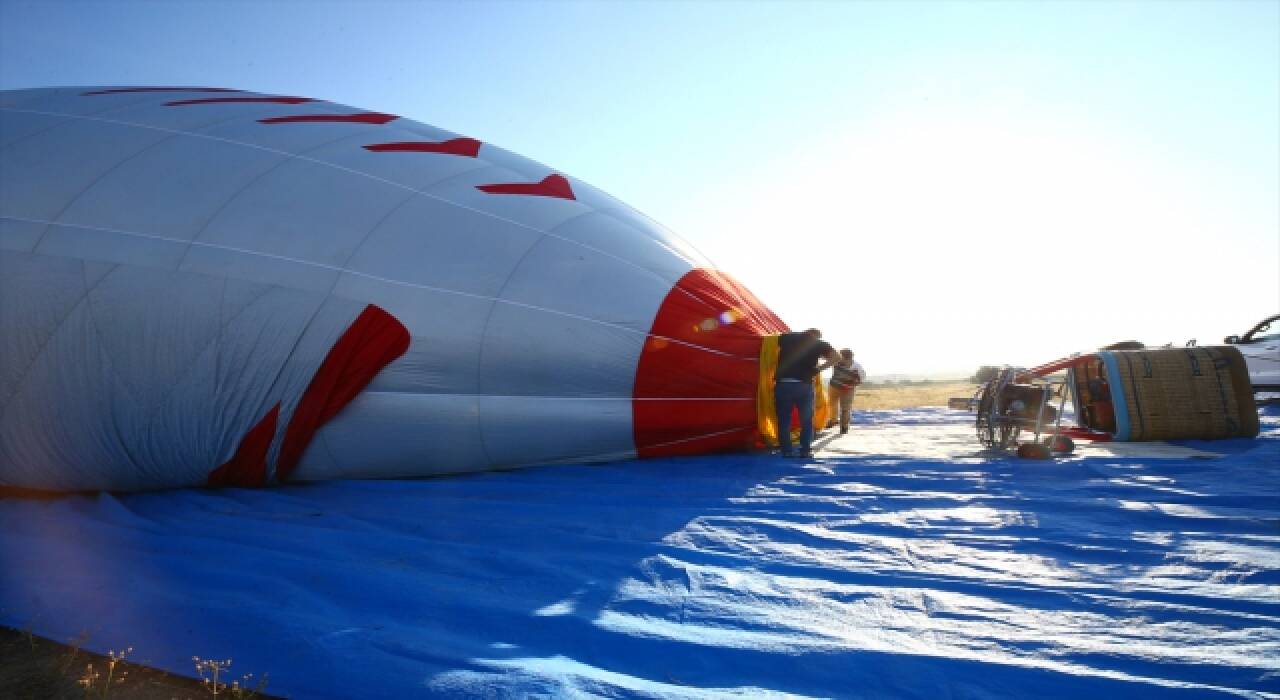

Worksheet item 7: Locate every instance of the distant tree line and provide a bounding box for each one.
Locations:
[971,366,1000,384]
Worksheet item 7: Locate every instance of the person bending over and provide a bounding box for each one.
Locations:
[775,328,841,458]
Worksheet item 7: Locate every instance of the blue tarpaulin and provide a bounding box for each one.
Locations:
[2,407,1277,698]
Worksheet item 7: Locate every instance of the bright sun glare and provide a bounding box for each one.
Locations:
[677,107,1269,378]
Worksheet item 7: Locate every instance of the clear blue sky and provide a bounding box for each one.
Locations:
[3,0,1277,376]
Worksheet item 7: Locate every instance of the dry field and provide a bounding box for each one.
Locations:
[852,381,978,410]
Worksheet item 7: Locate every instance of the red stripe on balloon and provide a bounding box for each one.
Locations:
[207,403,280,488]
[82,87,244,96]
[165,96,315,107]
[476,174,575,200]
[363,137,482,157]
[275,305,410,482]
[632,269,788,458]
[260,112,399,125]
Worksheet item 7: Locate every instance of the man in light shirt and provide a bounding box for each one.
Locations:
[826,348,865,434]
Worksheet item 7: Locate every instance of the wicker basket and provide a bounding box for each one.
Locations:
[1101,346,1259,441]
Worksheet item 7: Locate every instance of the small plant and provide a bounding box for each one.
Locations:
[77,662,100,696]
[78,647,131,698]
[193,656,269,699]
[60,629,92,675]
[102,647,131,696]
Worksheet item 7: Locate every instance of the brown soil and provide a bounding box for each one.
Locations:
[0,626,279,699]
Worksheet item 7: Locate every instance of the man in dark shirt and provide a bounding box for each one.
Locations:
[775,328,841,458]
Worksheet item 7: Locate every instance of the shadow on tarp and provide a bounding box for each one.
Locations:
[428,458,1279,698]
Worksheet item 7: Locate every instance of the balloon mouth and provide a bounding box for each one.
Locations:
[632,269,788,458]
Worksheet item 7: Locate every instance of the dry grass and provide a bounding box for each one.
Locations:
[852,381,978,411]
[0,626,276,699]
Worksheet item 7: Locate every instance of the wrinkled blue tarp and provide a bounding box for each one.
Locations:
[2,407,1278,699]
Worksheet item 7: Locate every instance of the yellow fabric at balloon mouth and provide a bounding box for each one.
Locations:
[757,334,829,447]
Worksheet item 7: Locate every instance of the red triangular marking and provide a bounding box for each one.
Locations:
[475,174,576,201]
[363,137,482,157]
[165,96,315,107]
[82,87,243,96]
[259,112,398,125]
[275,305,410,483]
[207,403,280,488]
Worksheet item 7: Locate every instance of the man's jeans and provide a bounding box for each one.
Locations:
[775,379,815,455]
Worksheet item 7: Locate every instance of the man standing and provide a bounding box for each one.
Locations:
[775,328,842,458]
[827,349,866,434]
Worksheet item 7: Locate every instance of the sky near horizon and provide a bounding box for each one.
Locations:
[2,0,1277,377]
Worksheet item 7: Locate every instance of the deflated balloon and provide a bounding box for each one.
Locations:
[0,86,787,492]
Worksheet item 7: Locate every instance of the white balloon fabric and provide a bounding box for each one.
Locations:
[0,86,788,492]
